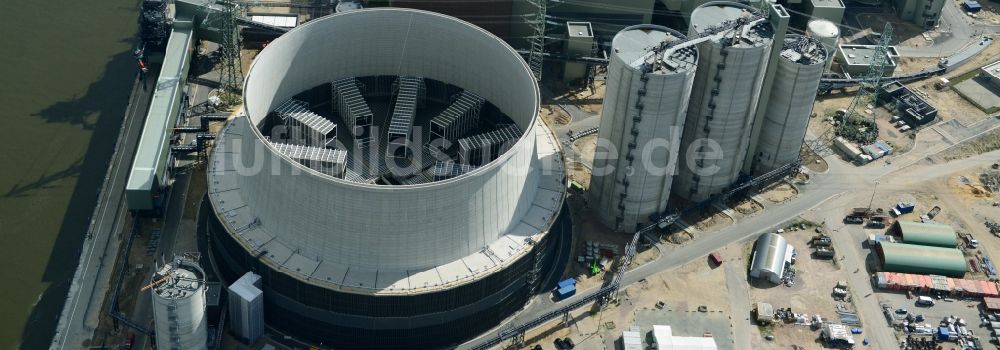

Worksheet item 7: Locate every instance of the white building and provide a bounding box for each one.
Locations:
[651,325,718,350]
[227,272,263,344]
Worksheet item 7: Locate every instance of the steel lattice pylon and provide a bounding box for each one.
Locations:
[217,0,244,95]
[839,23,893,144]
[525,0,547,81]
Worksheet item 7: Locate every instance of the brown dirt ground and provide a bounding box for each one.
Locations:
[522,246,729,350]
[855,14,932,47]
[761,183,799,203]
[801,143,829,173]
[567,161,591,190]
[747,228,859,349]
[540,104,571,127]
[572,134,597,164]
[728,197,763,216]
[567,80,606,115]
[686,210,734,232]
[942,128,1000,161]
[563,195,660,292]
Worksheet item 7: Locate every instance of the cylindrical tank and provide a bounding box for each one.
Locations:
[151,258,208,350]
[335,0,362,13]
[754,35,827,174]
[589,25,698,232]
[673,2,773,202]
[806,19,839,70]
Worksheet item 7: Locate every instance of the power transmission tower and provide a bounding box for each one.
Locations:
[839,23,893,144]
[525,0,547,81]
[217,0,244,99]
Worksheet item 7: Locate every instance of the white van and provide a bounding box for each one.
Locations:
[917,296,935,306]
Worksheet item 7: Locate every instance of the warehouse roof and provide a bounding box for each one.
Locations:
[895,221,958,248]
[750,233,789,278]
[877,242,966,277]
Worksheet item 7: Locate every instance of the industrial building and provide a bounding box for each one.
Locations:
[892,221,958,248]
[227,272,263,344]
[880,81,938,127]
[651,325,719,350]
[894,0,946,27]
[874,272,999,297]
[753,35,828,173]
[150,257,208,350]
[786,0,845,28]
[205,9,567,349]
[876,242,967,277]
[836,44,900,78]
[125,18,196,212]
[749,233,793,284]
[673,2,774,202]
[589,24,698,232]
[981,60,1000,88]
[563,22,595,83]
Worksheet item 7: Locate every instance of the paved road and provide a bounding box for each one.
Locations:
[724,262,753,350]
[50,71,155,350]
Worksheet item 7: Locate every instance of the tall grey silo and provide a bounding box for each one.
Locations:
[673,2,774,202]
[753,35,827,173]
[589,25,698,232]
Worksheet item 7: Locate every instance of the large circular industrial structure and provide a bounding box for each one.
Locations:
[204,8,567,349]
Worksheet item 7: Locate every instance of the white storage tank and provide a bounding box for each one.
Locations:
[806,19,839,70]
[674,2,773,202]
[151,257,208,350]
[589,25,698,232]
[753,35,828,173]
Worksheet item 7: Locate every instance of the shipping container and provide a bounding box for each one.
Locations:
[709,252,723,266]
[557,285,576,300]
[896,202,915,214]
[557,278,576,289]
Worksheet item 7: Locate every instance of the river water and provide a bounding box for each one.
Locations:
[0,1,138,348]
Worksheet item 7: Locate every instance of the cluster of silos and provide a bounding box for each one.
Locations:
[589,2,829,232]
[673,2,774,202]
[151,258,208,350]
[589,25,698,232]
[754,35,828,173]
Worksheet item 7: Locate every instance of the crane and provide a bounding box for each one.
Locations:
[140,272,174,292]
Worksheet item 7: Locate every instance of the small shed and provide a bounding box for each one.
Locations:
[755,303,774,323]
[985,297,1000,312]
[965,0,983,12]
[623,327,643,350]
[892,221,958,248]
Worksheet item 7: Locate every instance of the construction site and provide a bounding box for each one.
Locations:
[42,0,1000,349]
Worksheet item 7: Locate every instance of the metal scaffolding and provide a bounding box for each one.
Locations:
[274,99,337,148]
[457,124,521,166]
[270,141,347,178]
[387,77,425,158]
[430,91,485,143]
[332,77,374,146]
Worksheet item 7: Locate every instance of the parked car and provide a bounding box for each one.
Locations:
[896,308,908,314]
